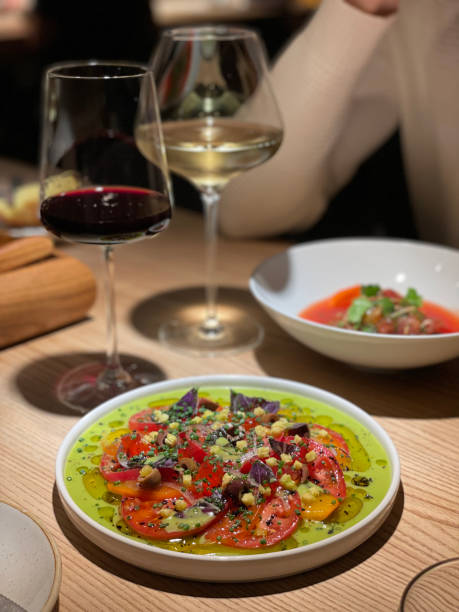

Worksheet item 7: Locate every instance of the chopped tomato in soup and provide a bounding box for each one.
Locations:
[300,284,459,335]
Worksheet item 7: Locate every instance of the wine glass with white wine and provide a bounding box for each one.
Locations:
[137,25,283,355]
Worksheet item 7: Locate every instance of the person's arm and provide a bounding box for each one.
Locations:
[219,0,397,238]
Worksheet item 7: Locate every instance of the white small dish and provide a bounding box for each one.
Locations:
[0,502,61,612]
[250,238,459,369]
[56,374,400,582]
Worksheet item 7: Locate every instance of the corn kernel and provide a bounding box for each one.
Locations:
[299,483,322,503]
[271,421,288,436]
[280,453,293,464]
[255,425,268,438]
[182,474,192,488]
[293,460,303,470]
[222,473,233,488]
[266,457,278,467]
[159,508,174,518]
[236,439,248,451]
[299,490,315,503]
[216,408,230,422]
[202,410,214,419]
[165,433,177,447]
[305,450,317,462]
[175,498,187,512]
[142,431,158,444]
[241,492,255,507]
[154,410,169,423]
[259,485,271,496]
[257,446,270,458]
[254,407,265,417]
[294,434,303,444]
[279,473,297,491]
[168,421,179,430]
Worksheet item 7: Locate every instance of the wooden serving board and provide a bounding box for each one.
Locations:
[0,237,97,348]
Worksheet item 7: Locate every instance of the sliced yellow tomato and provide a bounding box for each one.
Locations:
[100,428,130,456]
[107,480,186,501]
[300,492,338,522]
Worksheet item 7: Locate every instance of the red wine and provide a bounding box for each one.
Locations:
[40,186,171,245]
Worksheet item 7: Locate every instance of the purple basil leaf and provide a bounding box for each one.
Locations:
[287,423,310,437]
[206,488,224,509]
[230,390,280,414]
[117,448,146,469]
[268,437,297,457]
[149,455,177,469]
[263,401,280,414]
[248,460,276,486]
[176,388,198,410]
[167,388,198,420]
[223,477,249,503]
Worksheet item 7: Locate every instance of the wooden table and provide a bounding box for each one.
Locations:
[1,207,458,611]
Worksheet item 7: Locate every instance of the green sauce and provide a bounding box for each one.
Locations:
[65,386,392,555]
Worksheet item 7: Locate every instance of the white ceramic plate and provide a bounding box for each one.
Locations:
[56,375,400,582]
[0,502,61,612]
[250,238,459,369]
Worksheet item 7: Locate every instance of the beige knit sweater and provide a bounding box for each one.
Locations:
[219,0,459,248]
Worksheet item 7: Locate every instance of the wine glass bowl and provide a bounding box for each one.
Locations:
[39,61,172,412]
[146,26,283,355]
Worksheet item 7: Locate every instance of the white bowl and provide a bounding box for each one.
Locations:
[56,374,400,582]
[0,502,61,612]
[250,238,459,369]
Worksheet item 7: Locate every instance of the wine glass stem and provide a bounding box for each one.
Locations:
[98,245,131,389]
[200,188,223,336]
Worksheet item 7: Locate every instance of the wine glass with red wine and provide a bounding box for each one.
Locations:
[39,61,172,413]
[141,26,283,356]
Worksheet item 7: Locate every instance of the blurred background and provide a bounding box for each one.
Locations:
[0,0,414,240]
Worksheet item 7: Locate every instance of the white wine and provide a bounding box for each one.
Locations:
[137,118,283,190]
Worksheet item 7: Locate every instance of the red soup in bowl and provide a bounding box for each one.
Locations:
[300,284,459,335]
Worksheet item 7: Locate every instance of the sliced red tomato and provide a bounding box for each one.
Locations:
[178,426,210,464]
[119,432,152,459]
[178,436,207,463]
[128,408,166,433]
[190,458,225,497]
[309,424,351,471]
[305,439,346,499]
[121,492,224,540]
[99,432,153,482]
[99,453,141,482]
[310,424,349,453]
[204,490,301,548]
[242,416,258,432]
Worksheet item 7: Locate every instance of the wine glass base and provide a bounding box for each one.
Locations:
[158,314,264,357]
[400,558,459,612]
[56,358,163,414]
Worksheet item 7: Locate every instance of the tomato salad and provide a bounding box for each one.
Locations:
[300,284,459,335]
[98,388,352,549]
